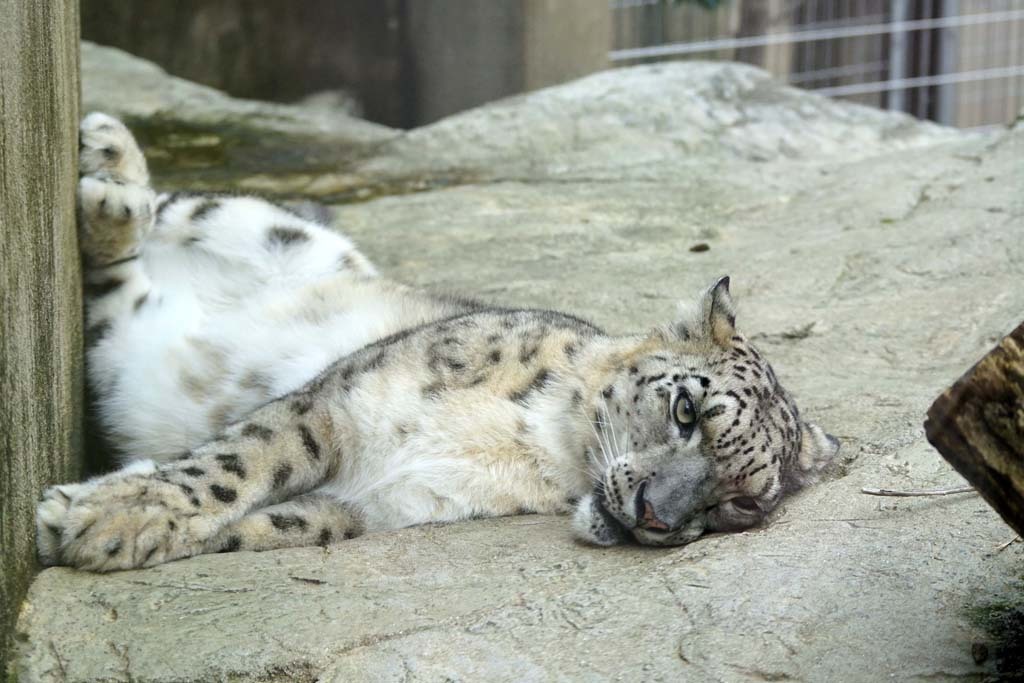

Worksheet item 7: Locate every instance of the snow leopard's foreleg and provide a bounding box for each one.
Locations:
[36,387,352,571]
[203,493,364,554]
[77,112,157,346]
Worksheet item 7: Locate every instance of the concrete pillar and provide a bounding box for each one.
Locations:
[0,0,82,674]
[406,0,611,125]
[523,0,612,92]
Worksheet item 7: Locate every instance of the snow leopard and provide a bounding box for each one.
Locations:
[35,113,839,571]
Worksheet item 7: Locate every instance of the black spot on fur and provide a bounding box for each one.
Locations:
[317,528,332,546]
[84,278,124,298]
[219,536,241,552]
[101,146,119,161]
[602,386,614,399]
[190,199,220,222]
[489,349,502,364]
[216,453,246,478]
[209,484,237,503]
[241,424,274,442]
[519,345,539,363]
[510,369,552,405]
[269,513,308,531]
[155,192,187,221]
[273,464,293,489]
[85,320,113,348]
[106,539,122,557]
[290,397,313,415]
[182,467,205,477]
[421,382,443,399]
[267,226,310,247]
[142,546,158,564]
[298,425,321,460]
[132,293,149,311]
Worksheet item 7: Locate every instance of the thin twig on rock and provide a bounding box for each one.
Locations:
[860,485,976,497]
[996,536,1021,552]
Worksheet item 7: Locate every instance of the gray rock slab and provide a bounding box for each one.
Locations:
[231,61,963,201]
[17,57,1024,681]
[81,42,396,186]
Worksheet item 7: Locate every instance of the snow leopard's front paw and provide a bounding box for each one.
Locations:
[36,482,87,566]
[79,112,149,185]
[39,466,214,572]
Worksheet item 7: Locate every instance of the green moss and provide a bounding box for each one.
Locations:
[969,578,1024,679]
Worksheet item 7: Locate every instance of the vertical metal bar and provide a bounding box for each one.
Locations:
[888,0,911,111]
[936,0,960,124]
[824,0,835,86]
[1011,1,1024,125]
[919,0,935,119]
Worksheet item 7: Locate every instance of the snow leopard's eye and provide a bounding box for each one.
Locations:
[672,392,697,435]
[728,496,760,514]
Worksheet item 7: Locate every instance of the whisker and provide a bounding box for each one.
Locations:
[601,404,623,461]
[583,405,613,472]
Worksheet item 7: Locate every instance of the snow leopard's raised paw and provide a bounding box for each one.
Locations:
[78,112,149,185]
[77,113,156,267]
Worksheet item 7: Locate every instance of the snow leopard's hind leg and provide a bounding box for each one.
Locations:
[77,112,157,345]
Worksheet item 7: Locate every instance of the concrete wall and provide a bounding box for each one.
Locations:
[0,0,81,676]
[82,0,610,128]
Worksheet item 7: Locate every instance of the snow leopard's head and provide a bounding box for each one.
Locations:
[573,276,838,547]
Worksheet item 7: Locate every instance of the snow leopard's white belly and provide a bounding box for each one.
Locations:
[88,193,461,463]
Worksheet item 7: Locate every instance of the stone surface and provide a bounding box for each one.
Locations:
[15,57,1024,681]
[0,1,82,677]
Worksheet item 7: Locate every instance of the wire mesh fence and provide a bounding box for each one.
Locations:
[611,0,1024,130]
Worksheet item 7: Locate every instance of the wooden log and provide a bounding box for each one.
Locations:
[925,322,1024,536]
[0,0,82,673]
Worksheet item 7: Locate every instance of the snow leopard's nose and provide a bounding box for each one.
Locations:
[635,458,711,532]
[634,480,671,531]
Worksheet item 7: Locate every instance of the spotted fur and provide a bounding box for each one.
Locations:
[35,114,838,571]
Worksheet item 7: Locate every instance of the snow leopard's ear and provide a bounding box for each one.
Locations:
[787,421,840,489]
[673,276,736,347]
